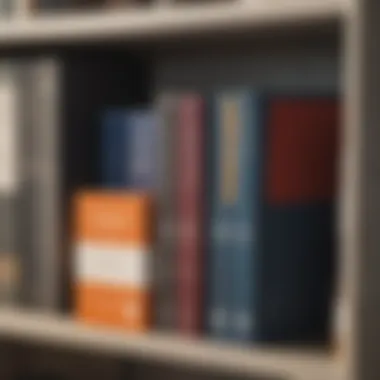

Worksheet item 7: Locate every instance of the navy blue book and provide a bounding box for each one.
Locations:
[101,110,129,188]
[101,108,157,190]
[259,203,334,342]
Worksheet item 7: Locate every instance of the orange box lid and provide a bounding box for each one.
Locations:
[73,191,153,245]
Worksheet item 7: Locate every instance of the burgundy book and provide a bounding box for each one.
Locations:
[177,94,205,334]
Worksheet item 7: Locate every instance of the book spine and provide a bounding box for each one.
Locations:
[0,63,21,305]
[30,58,62,310]
[154,95,178,330]
[260,96,338,342]
[208,94,236,339]
[177,95,205,334]
[128,109,157,190]
[230,91,261,342]
[101,110,129,189]
[16,62,35,307]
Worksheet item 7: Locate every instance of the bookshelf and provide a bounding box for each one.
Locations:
[0,309,335,380]
[0,1,346,45]
[0,0,377,380]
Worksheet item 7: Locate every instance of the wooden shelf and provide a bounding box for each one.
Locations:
[0,0,348,46]
[0,309,336,380]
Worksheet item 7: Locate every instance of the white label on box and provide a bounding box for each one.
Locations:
[0,72,18,194]
[74,241,151,287]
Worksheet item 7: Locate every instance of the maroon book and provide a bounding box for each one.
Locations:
[265,97,339,204]
[176,94,205,334]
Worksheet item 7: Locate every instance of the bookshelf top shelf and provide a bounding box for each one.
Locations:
[0,309,337,380]
[0,0,348,47]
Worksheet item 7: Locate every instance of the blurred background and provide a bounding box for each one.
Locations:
[0,1,344,380]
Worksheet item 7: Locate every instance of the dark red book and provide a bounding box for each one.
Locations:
[265,97,339,204]
[177,94,205,334]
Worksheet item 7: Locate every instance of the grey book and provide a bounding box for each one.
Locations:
[0,63,23,305]
[154,93,178,330]
[28,59,61,310]
[31,59,61,310]
[12,58,62,310]
[15,61,35,307]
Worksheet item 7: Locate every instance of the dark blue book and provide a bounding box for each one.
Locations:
[101,110,129,188]
[101,108,157,190]
[259,203,334,342]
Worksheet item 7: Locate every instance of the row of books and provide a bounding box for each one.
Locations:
[72,91,339,344]
[0,52,338,345]
[0,0,226,17]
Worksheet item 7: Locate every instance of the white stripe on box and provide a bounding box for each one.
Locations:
[74,241,151,287]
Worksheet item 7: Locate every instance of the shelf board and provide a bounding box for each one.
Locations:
[0,309,336,380]
[0,0,348,46]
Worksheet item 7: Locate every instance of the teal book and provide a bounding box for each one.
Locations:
[208,90,262,342]
[229,91,262,342]
[208,91,253,340]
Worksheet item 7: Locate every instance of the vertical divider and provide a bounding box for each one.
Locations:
[340,0,380,379]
